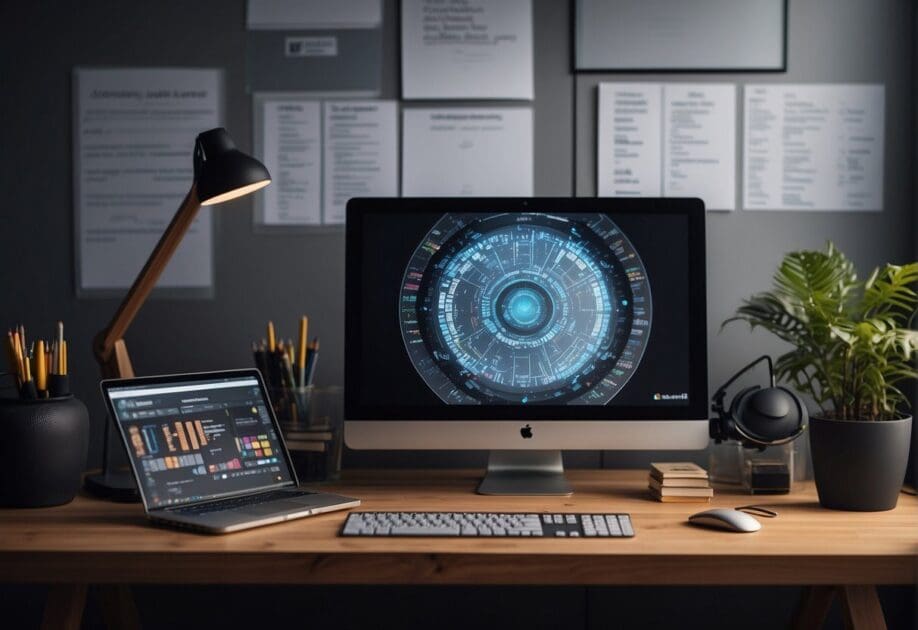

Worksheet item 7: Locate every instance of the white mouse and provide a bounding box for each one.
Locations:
[688,508,761,533]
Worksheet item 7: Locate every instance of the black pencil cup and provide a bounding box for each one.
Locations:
[0,395,89,507]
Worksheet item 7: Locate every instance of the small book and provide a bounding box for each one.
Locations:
[648,478,713,497]
[649,475,711,488]
[650,462,708,481]
[284,440,327,453]
[284,430,334,442]
[649,491,713,503]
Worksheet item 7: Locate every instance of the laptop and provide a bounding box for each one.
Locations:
[102,369,359,534]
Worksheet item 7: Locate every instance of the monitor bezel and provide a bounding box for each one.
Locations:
[345,197,707,422]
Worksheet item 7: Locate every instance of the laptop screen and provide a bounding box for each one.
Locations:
[105,372,295,509]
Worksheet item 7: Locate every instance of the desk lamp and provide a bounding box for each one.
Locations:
[84,128,271,500]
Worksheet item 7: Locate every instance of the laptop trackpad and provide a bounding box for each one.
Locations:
[243,501,310,516]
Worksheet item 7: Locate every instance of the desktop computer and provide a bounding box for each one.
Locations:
[344,198,708,495]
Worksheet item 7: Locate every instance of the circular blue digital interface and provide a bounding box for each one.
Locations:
[398,213,652,405]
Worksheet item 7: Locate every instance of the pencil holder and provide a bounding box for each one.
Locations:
[0,395,89,507]
[270,385,314,428]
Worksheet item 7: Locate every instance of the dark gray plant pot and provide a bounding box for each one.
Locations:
[810,415,912,511]
[0,396,89,508]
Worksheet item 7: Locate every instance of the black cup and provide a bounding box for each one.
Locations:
[0,395,89,507]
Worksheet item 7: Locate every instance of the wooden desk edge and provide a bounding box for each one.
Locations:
[0,551,914,586]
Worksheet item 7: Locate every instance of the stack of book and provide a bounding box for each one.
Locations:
[648,462,713,503]
[281,425,334,453]
[281,425,340,482]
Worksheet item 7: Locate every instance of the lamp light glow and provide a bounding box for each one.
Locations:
[201,179,271,206]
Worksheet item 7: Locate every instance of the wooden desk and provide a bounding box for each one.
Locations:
[1,470,914,629]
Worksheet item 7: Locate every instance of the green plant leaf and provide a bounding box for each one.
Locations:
[724,242,918,422]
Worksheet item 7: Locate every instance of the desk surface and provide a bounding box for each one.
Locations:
[1,470,915,586]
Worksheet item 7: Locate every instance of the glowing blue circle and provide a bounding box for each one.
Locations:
[497,282,553,335]
[509,292,538,323]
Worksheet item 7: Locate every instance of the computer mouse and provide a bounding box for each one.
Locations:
[688,508,761,533]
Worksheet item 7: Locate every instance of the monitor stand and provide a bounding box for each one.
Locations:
[477,450,573,496]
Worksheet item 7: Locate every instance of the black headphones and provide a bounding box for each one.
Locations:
[710,355,808,449]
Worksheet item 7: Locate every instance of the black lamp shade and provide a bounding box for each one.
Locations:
[193,128,271,206]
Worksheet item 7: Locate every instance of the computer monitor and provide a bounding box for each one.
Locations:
[345,198,708,495]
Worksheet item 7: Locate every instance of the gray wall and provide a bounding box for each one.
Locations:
[1,2,916,629]
[0,1,915,470]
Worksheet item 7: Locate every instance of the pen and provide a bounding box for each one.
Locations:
[282,351,296,389]
[306,337,320,386]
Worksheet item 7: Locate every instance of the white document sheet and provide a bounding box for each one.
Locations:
[743,84,885,211]
[597,83,662,197]
[663,84,736,211]
[247,0,382,29]
[323,100,399,224]
[402,108,533,197]
[401,0,534,100]
[260,99,322,225]
[598,83,736,210]
[576,0,785,71]
[73,68,220,293]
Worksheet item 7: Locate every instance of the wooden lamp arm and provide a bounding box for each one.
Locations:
[93,184,201,376]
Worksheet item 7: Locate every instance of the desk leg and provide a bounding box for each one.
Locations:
[793,585,835,630]
[40,584,87,630]
[837,585,887,630]
[792,585,887,630]
[97,584,142,630]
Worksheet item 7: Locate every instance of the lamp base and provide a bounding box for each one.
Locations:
[84,469,140,503]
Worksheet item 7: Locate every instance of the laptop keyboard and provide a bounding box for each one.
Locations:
[172,489,314,515]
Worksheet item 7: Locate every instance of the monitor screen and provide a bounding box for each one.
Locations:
[345,198,707,421]
[104,372,295,508]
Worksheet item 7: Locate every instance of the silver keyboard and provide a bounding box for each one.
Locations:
[341,512,634,538]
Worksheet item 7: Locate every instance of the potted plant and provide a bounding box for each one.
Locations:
[726,243,918,511]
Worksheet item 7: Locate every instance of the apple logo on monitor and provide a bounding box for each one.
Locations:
[520,424,533,439]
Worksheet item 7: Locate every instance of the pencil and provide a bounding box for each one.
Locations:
[35,340,46,394]
[61,340,67,376]
[11,330,23,382]
[267,321,276,353]
[18,325,26,362]
[297,316,308,386]
[6,331,20,385]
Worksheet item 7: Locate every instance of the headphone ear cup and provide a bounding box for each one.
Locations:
[740,386,808,444]
[724,386,760,443]
[777,386,808,437]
